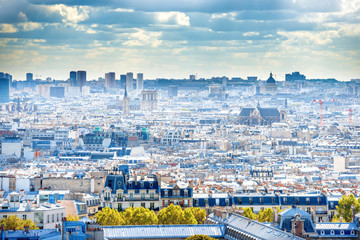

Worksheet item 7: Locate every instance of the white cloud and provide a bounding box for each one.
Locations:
[111,8,134,13]
[278,30,340,45]
[47,4,89,23]
[18,22,43,31]
[156,12,190,26]
[0,24,18,33]
[243,32,260,37]
[211,12,236,20]
[124,29,162,48]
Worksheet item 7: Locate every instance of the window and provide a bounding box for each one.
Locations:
[150,193,154,200]
[249,197,253,204]
[225,199,229,206]
[307,207,311,214]
[150,203,155,209]
[317,197,321,204]
[321,230,325,235]
[272,197,276,204]
[141,203,146,208]
[118,203,122,211]
[3,215,7,218]
[129,193,134,200]
[118,193,122,200]
[295,197,299,204]
[23,215,27,220]
[216,199,220,205]
[47,215,50,223]
[351,230,355,235]
[52,214,54,222]
[173,190,180,196]
[141,182,144,188]
[283,197,287,204]
[150,183,153,188]
[141,193,145,200]
[194,199,199,207]
[306,198,310,205]
[259,197,263,204]
[238,198,242,204]
[129,183,132,188]
[330,230,335,235]
[340,230,344,235]
[330,202,334,208]
[205,199,209,206]
[57,213,59,222]
[184,190,188,197]
[164,191,168,197]
[130,203,134,207]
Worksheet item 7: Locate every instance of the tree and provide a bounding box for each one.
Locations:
[186,207,206,224]
[258,208,273,222]
[158,204,197,225]
[67,215,79,221]
[243,207,257,220]
[183,208,197,224]
[95,207,124,226]
[335,194,360,222]
[0,215,39,230]
[120,207,158,225]
[186,235,216,240]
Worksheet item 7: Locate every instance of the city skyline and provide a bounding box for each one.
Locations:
[0,0,359,80]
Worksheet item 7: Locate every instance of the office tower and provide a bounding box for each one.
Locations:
[120,75,126,89]
[0,77,10,103]
[76,70,86,92]
[126,72,133,92]
[105,72,116,89]
[0,72,4,79]
[285,71,306,82]
[137,73,143,91]
[50,87,65,98]
[189,74,196,81]
[70,71,77,86]
[26,73,33,82]
[168,85,178,97]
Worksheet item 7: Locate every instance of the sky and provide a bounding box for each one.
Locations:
[0,0,359,81]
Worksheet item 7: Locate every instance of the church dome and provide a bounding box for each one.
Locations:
[267,72,276,84]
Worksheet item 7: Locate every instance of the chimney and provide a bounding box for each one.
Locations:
[291,215,305,238]
[311,207,316,223]
[273,207,277,227]
[134,174,137,186]
[352,205,356,222]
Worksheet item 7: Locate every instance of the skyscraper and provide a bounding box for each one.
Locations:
[76,70,86,92]
[26,73,33,82]
[70,71,77,86]
[105,72,116,89]
[0,77,10,103]
[123,87,130,117]
[126,72,133,92]
[137,73,143,91]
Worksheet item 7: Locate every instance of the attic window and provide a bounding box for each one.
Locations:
[321,230,325,235]
[330,230,335,235]
[340,230,344,235]
[351,230,355,235]
[150,183,153,188]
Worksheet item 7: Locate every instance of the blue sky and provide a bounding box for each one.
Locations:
[0,0,359,81]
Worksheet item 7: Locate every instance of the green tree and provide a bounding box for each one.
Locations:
[243,207,258,220]
[67,214,79,221]
[95,207,124,226]
[120,207,158,225]
[335,194,360,222]
[186,207,206,224]
[0,215,39,230]
[158,204,197,225]
[258,208,273,222]
[186,235,216,240]
[183,208,197,224]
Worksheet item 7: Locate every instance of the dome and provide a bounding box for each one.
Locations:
[267,72,276,84]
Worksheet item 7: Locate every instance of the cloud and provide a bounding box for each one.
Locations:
[123,29,162,47]
[0,24,18,33]
[18,22,43,31]
[243,32,260,37]
[156,12,190,26]
[46,4,90,23]
[278,30,340,45]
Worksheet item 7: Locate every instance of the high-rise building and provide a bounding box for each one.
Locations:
[285,71,306,82]
[105,72,116,89]
[0,78,10,103]
[76,70,86,92]
[69,71,77,86]
[189,74,196,81]
[120,75,126,89]
[137,73,143,91]
[168,85,178,97]
[126,72,133,92]
[26,73,33,82]
[0,72,4,79]
[50,87,65,98]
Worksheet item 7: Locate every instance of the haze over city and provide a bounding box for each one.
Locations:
[0,0,359,80]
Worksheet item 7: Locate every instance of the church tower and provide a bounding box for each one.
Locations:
[123,87,130,117]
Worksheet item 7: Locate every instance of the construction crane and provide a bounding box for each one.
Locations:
[313,100,324,127]
[75,124,78,149]
[348,109,353,124]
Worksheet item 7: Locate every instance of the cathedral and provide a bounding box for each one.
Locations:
[238,102,286,126]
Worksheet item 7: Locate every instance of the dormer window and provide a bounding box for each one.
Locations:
[129,183,132,188]
[340,230,344,235]
[330,230,335,235]
[351,230,355,235]
[141,182,144,188]
[150,183,153,188]
[321,230,325,235]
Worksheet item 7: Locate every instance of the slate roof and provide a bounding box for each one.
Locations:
[279,206,316,233]
[103,224,225,239]
[239,107,280,118]
[224,214,303,240]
